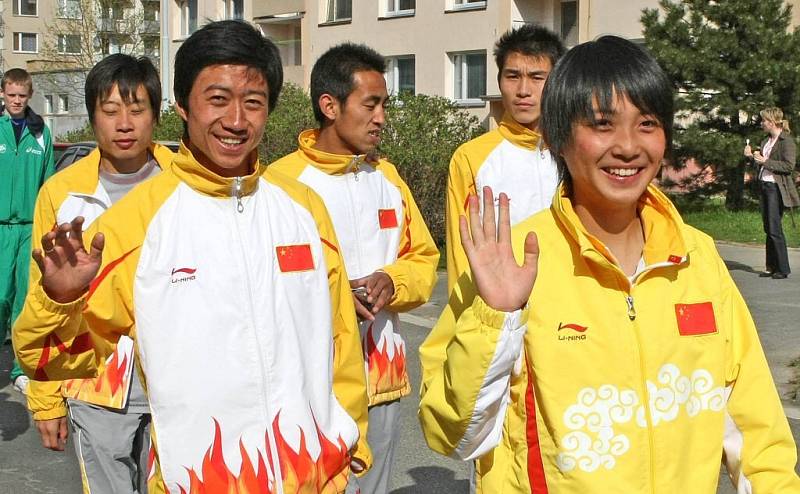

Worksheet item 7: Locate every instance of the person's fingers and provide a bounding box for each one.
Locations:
[481,186,496,242]
[497,193,512,246]
[88,233,105,262]
[68,216,86,250]
[32,249,46,275]
[521,231,540,274]
[466,193,484,247]
[352,294,374,321]
[459,215,474,258]
[349,276,368,289]
[58,418,69,450]
[371,287,393,314]
[53,223,78,264]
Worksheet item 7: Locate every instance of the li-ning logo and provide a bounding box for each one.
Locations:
[171,267,197,284]
[558,322,588,341]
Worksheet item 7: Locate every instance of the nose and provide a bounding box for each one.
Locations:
[117,109,133,131]
[373,105,386,127]
[222,102,246,131]
[517,76,532,97]
[611,126,640,160]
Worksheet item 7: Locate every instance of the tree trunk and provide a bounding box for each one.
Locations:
[724,161,746,210]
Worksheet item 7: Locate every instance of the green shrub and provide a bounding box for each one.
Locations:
[262,83,316,163]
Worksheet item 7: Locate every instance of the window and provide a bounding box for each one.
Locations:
[44,95,54,114]
[57,34,81,54]
[224,0,243,20]
[386,0,414,16]
[452,51,486,102]
[181,0,198,35]
[13,0,37,16]
[452,0,485,10]
[57,0,80,18]
[143,2,159,21]
[58,94,69,113]
[561,1,578,46]
[324,0,351,22]
[385,56,415,95]
[13,32,38,53]
[143,37,159,58]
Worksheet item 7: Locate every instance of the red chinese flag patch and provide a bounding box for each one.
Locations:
[276,244,314,272]
[378,209,398,229]
[674,302,717,336]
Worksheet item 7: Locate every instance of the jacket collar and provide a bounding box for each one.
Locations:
[67,143,175,198]
[551,183,692,271]
[497,113,544,150]
[295,129,370,174]
[170,141,262,198]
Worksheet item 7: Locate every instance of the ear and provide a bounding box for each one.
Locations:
[175,100,189,122]
[318,93,340,123]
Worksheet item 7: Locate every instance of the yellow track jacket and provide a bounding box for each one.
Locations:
[419,184,800,493]
[270,129,439,406]
[445,114,557,294]
[26,145,174,421]
[15,144,372,494]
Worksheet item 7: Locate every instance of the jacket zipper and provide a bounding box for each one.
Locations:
[345,169,364,276]
[229,181,284,492]
[349,156,360,181]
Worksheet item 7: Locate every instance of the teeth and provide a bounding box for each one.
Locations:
[607,168,638,177]
[219,137,244,145]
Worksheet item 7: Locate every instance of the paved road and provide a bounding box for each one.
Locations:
[0,243,797,493]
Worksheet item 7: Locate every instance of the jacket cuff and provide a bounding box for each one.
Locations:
[31,401,68,421]
[33,283,87,314]
[472,296,529,331]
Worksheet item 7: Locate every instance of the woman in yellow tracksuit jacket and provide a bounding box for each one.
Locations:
[15,143,372,494]
[419,36,800,493]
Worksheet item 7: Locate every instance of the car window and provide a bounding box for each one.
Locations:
[55,149,76,172]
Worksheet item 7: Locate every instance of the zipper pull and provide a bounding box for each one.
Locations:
[350,157,360,181]
[233,177,244,213]
[626,295,636,321]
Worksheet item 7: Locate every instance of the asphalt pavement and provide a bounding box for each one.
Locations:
[0,242,797,493]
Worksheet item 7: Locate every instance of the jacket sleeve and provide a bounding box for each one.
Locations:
[42,127,55,181]
[720,261,800,491]
[13,218,134,382]
[418,292,528,460]
[381,168,439,313]
[309,191,373,472]
[763,135,797,175]
[445,148,476,295]
[27,380,66,420]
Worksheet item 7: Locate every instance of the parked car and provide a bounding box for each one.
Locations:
[54,141,181,172]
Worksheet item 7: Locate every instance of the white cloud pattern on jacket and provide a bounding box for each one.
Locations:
[556,364,724,473]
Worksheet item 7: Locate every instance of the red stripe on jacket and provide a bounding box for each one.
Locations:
[525,354,549,493]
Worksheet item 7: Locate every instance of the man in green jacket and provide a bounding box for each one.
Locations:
[0,68,54,393]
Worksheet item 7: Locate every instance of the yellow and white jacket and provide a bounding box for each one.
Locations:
[26,144,174,421]
[420,184,800,493]
[270,129,439,406]
[445,114,557,293]
[15,143,372,494]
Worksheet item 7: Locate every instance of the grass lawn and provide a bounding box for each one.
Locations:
[676,199,800,248]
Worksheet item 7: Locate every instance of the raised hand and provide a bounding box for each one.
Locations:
[459,186,539,312]
[32,216,105,304]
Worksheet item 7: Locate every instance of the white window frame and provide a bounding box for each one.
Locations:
[451,0,486,11]
[180,0,198,36]
[58,94,69,114]
[13,0,37,16]
[385,0,414,17]
[324,0,351,23]
[224,0,243,19]
[451,51,486,105]
[57,34,81,55]
[385,56,415,95]
[13,32,38,53]
[44,95,54,114]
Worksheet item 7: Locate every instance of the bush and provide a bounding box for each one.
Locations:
[262,83,316,163]
[380,92,483,247]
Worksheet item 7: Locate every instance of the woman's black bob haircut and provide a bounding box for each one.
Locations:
[174,20,283,115]
[541,35,674,188]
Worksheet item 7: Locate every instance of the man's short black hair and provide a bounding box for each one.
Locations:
[85,54,161,124]
[310,43,386,125]
[541,35,674,188]
[494,24,565,80]
[174,20,283,115]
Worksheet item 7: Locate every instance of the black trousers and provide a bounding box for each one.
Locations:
[761,181,791,274]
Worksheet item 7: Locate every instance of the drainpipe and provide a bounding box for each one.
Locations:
[160,0,170,110]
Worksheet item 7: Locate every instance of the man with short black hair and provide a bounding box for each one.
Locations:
[15,20,370,493]
[25,54,172,494]
[271,42,439,494]
[0,67,54,395]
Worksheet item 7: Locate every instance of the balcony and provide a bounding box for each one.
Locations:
[252,0,304,19]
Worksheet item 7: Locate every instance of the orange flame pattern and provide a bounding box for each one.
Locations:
[176,413,350,493]
[364,325,408,399]
[62,346,131,408]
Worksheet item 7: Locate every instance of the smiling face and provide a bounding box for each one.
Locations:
[3,81,32,119]
[561,93,666,217]
[176,64,268,177]
[319,70,388,156]
[499,52,552,131]
[93,83,155,173]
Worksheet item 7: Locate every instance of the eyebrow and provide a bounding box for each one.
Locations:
[204,84,268,98]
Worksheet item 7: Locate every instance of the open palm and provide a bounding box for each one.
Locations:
[33,217,104,304]
[459,186,539,312]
